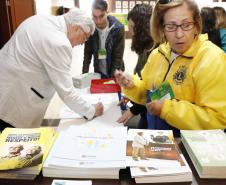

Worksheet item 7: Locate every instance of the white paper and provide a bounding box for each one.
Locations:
[80,93,115,105]
[60,106,82,119]
[52,179,92,185]
[59,93,118,119]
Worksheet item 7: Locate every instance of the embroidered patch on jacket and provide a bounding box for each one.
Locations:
[173,66,187,85]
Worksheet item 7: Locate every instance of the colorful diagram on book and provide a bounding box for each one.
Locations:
[52,126,127,162]
[77,129,113,151]
[126,129,184,167]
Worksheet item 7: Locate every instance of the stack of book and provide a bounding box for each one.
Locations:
[181,129,226,178]
[0,127,56,180]
[126,129,192,183]
[43,126,127,179]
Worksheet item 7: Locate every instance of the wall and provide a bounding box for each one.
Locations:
[196,0,226,9]
[36,0,52,14]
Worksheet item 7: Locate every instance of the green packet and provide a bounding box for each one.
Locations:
[150,82,174,101]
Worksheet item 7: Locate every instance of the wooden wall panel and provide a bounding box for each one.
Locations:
[10,0,36,32]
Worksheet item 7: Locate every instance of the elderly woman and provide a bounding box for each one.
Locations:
[115,0,226,136]
[0,8,103,131]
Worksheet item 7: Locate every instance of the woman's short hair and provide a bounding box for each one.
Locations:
[151,0,202,48]
[64,8,95,34]
[128,4,153,55]
[213,6,226,29]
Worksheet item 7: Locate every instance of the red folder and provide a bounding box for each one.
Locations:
[90,78,121,93]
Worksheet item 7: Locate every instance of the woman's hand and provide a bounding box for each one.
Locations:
[117,110,134,124]
[146,100,164,116]
[114,70,134,88]
[117,96,129,106]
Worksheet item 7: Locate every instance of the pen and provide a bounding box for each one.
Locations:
[147,83,155,103]
[117,91,122,101]
[118,92,127,111]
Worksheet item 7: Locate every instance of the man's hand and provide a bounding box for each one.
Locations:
[117,110,134,124]
[114,70,134,88]
[146,100,164,116]
[94,102,104,117]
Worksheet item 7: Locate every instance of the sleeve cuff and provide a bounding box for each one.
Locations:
[160,99,171,119]
[83,105,95,120]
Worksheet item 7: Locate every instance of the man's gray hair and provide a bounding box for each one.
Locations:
[64,8,95,34]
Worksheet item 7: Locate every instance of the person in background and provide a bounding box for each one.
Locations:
[117,4,153,129]
[56,6,70,15]
[115,0,226,137]
[200,7,221,48]
[82,0,125,78]
[213,6,226,52]
[0,8,103,131]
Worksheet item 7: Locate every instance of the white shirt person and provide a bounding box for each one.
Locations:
[0,8,103,128]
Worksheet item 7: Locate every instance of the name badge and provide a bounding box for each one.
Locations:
[98,48,107,60]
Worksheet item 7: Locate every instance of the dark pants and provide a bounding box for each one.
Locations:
[0,119,13,132]
[137,109,148,129]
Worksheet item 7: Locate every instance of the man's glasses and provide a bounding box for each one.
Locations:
[158,0,173,4]
[163,22,195,32]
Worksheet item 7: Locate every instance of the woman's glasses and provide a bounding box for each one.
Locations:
[163,22,195,32]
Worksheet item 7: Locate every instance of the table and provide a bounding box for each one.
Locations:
[1,93,226,185]
[1,139,226,185]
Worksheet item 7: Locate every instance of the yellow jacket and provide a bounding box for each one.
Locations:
[123,34,226,130]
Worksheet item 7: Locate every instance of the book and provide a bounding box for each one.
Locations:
[43,126,127,179]
[181,129,226,178]
[130,155,192,183]
[0,127,56,179]
[127,129,192,183]
[126,129,183,167]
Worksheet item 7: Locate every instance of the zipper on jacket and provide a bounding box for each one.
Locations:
[152,50,176,127]
[163,60,176,81]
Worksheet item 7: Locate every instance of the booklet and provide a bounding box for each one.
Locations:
[150,81,174,101]
[52,179,92,185]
